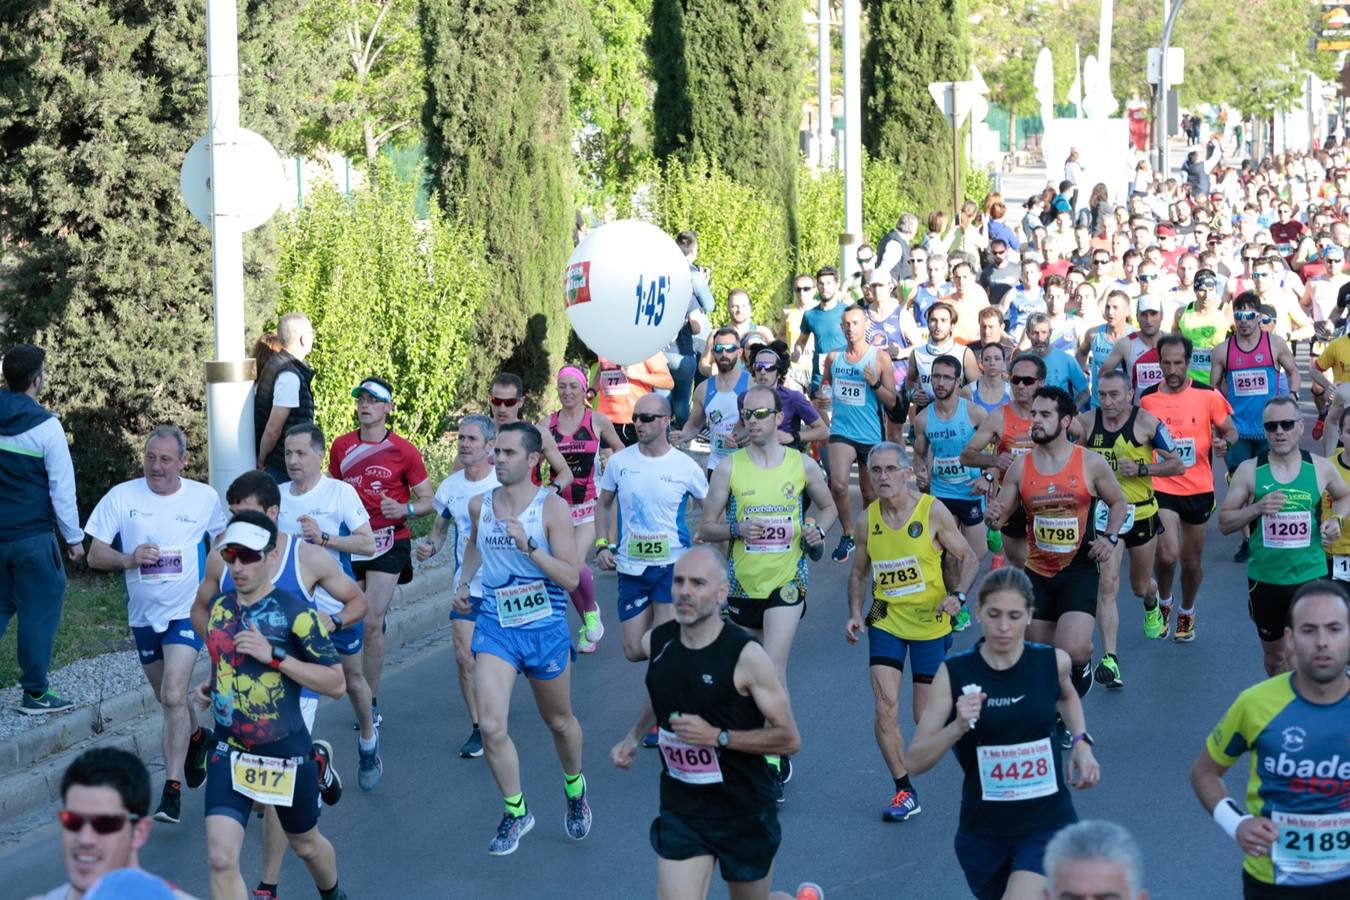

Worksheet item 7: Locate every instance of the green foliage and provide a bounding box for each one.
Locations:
[794,164,844,276]
[862,0,970,218]
[275,165,488,448]
[0,0,336,513]
[421,0,579,402]
[649,0,804,260]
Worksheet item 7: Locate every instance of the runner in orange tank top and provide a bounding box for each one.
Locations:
[984,386,1129,699]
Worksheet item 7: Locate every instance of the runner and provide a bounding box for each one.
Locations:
[1139,334,1240,643]
[970,342,1011,415]
[416,414,499,759]
[453,422,591,855]
[1211,293,1301,563]
[791,265,847,403]
[960,354,1045,571]
[746,344,828,451]
[1323,409,1350,586]
[1098,295,1166,394]
[328,377,435,731]
[1042,820,1148,900]
[1312,325,1350,455]
[1173,268,1230,386]
[1075,369,1184,689]
[819,306,896,562]
[486,373,572,491]
[1217,395,1349,675]
[1021,313,1088,407]
[541,366,625,653]
[864,274,911,444]
[596,392,708,662]
[1076,289,1130,408]
[193,512,348,900]
[675,326,751,475]
[610,546,801,900]
[983,386,1130,698]
[906,567,1101,900]
[84,425,229,825]
[700,384,836,790]
[846,442,977,822]
[1188,581,1350,899]
[904,302,979,412]
[592,354,675,445]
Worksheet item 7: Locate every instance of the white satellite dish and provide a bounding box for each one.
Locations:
[180,129,285,232]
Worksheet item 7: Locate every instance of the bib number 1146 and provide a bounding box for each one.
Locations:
[634,275,668,327]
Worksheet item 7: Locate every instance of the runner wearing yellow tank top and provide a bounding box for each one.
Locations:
[1321,413,1350,584]
[845,441,978,823]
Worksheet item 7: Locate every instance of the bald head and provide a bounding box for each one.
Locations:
[635,393,672,417]
[675,545,728,586]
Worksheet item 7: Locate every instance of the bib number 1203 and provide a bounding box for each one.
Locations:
[634,275,668,327]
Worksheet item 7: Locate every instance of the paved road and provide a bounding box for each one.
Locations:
[0,463,1278,899]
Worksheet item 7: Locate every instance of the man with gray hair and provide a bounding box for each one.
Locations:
[1043,820,1148,899]
[255,312,316,483]
[878,213,920,282]
[85,424,229,825]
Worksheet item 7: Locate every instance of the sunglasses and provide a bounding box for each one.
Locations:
[713,344,740,354]
[489,396,521,408]
[795,286,815,293]
[857,256,874,265]
[1263,419,1299,433]
[752,361,779,371]
[1196,280,1217,290]
[1010,376,1040,386]
[1262,316,1275,325]
[741,407,776,421]
[1252,272,1270,279]
[220,545,264,565]
[1093,258,1110,265]
[1234,310,1259,321]
[634,412,667,423]
[59,810,139,834]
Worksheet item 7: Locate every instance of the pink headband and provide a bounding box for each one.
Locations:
[557,365,589,391]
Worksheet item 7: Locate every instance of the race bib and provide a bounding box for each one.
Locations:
[658,729,724,785]
[626,532,670,564]
[1093,500,1135,535]
[1263,510,1313,549]
[872,556,926,598]
[570,499,596,525]
[1174,437,1197,468]
[835,376,866,407]
[1135,362,1163,388]
[1233,370,1270,397]
[1271,810,1350,878]
[1333,555,1350,582]
[352,527,394,562]
[138,547,185,585]
[932,456,967,482]
[744,515,794,553]
[600,369,629,397]
[230,752,297,807]
[1033,515,1080,553]
[711,427,738,456]
[1190,348,1212,373]
[495,580,553,628]
[1011,446,1032,458]
[977,738,1059,802]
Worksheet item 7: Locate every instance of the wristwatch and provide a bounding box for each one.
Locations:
[954,591,967,606]
[716,730,731,749]
[983,471,996,483]
[1105,533,1120,545]
[269,645,288,670]
[1138,462,1150,477]
[320,532,330,547]
[526,537,539,554]
[1071,732,1095,747]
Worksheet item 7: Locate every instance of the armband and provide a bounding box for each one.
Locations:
[1154,420,1178,454]
[406,502,416,518]
[1212,798,1252,841]
[595,538,612,552]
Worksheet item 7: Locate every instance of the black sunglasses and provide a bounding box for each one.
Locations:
[634,412,667,423]
[1010,376,1040,386]
[1263,419,1298,433]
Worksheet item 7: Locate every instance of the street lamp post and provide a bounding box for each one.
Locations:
[1154,0,1185,176]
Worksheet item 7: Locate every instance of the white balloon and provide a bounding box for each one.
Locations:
[564,220,692,366]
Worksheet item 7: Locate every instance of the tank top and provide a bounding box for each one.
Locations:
[1126,332,1162,392]
[866,304,909,383]
[997,405,1034,461]
[911,339,960,401]
[645,620,774,816]
[1225,331,1281,438]
[972,378,1010,414]
[1084,408,1158,517]
[925,399,980,500]
[220,532,311,606]
[477,487,568,631]
[548,409,601,507]
[1322,451,1350,568]
[830,346,883,444]
[728,448,807,599]
[705,371,750,470]
[944,642,1077,838]
[1086,325,1118,408]
[865,496,950,640]
[1248,451,1326,586]
[1176,305,1223,385]
[1021,446,1095,577]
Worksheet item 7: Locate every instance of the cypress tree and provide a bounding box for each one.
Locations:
[862,0,970,218]
[420,0,578,399]
[0,0,335,505]
[649,0,803,256]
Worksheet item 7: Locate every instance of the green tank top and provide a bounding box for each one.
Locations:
[728,448,807,599]
[1249,450,1325,585]
[1176,305,1224,385]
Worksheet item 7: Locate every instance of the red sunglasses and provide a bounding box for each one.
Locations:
[59,810,140,834]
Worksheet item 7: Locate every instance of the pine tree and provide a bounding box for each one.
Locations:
[0,0,336,506]
[862,0,970,219]
[420,0,579,399]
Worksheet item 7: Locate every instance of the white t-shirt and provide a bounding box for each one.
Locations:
[597,445,708,574]
[432,468,500,596]
[272,370,300,408]
[84,479,228,631]
[278,476,370,614]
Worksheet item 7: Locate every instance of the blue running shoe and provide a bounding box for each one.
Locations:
[357,733,383,791]
[831,534,856,562]
[882,789,921,822]
[488,812,535,856]
[565,787,592,840]
[642,726,660,749]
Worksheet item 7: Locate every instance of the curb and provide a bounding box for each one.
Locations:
[0,563,456,824]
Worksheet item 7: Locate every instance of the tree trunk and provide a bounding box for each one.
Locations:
[364,119,379,163]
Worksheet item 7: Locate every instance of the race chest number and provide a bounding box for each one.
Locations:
[626,532,670,563]
[835,377,866,406]
[872,556,926,598]
[1033,515,1080,553]
[1271,810,1350,878]
[977,738,1058,802]
[495,580,553,628]
[658,729,724,785]
[1262,510,1312,549]
[744,515,794,553]
[231,752,297,807]
[1233,370,1270,397]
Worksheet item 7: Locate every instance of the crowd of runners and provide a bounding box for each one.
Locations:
[9,140,1350,900]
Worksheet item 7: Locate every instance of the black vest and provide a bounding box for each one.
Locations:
[254,350,315,470]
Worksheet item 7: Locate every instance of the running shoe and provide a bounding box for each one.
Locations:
[1174,611,1196,643]
[184,726,210,789]
[153,783,181,824]
[1142,606,1165,640]
[313,740,342,806]
[990,552,1006,570]
[796,883,825,900]
[351,704,383,731]
[1056,715,1072,750]
[564,786,592,840]
[1233,539,1250,563]
[459,725,484,759]
[952,607,971,632]
[773,778,785,804]
[882,789,921,822]
[1093,654,1124,690]
[19,690,74,715]
[577,626,599,654]
[357,733,383,791]
[251,889,276,900]
[642,725,660,749]
[1157,603,1173,640]
[831,534,856,562]
[777,755,793,784]
[488,811,535,856]
[582,610,604,644]
[1314,417,1326,441]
